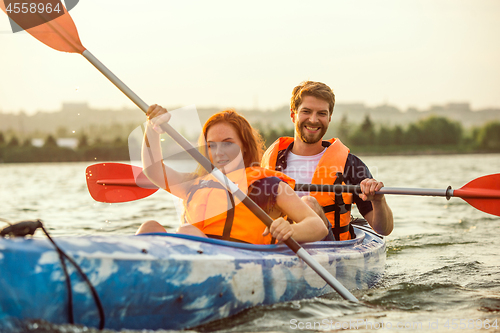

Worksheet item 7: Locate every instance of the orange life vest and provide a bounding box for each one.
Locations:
[261,137,354,241]
[183,167,295,244]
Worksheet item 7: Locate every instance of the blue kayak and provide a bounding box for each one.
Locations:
[0,226,385,331]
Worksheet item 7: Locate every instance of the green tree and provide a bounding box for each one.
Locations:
[476,121,500,151]
[404,123,421,145]
[337,114,350,142]
[278,124,294,138]
[361,114,376,145]
[22,138,32,147]
[393,125,404,145]
[351,114,375,146]
[113,137,124,146]
[377,125,393,146]
[253,122,266,139]
[93,137,103,146]
[109,123,124,140]
[44,135,58,147]
[78,133,89,149]
[416,116,463,145]
[7,136,20,147]
[265,127,280,147]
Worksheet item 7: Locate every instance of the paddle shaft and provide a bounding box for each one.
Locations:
[83,50,148,111]
[100,179,454,198]
[295,184,453,198]
[295,184,500,200]
[82,50,358,302]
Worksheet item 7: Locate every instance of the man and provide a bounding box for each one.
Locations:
[261,81,393,240]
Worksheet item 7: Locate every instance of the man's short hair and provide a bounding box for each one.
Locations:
[290,81,335,115]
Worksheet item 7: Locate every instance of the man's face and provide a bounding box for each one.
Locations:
[291,95,332,144]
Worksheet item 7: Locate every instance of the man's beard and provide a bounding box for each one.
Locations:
[296,121,327,144]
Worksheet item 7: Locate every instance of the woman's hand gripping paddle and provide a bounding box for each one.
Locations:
[2,3,358,303]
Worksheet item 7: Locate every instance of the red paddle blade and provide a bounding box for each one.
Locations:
[0,0,85,53]
[453,173,500,217]
[86,163,158,203]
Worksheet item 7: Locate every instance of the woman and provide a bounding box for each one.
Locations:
[136,104,328,244]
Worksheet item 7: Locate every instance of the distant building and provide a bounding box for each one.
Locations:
[445,103,470,112]
[31,138,79,149]
[31,138,44,147]
[61,102,90,113]
[430,103,470,113]
[57,138,79,149]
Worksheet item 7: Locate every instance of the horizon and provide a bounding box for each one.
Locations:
[1,1,500,116]
[1,99,498,117]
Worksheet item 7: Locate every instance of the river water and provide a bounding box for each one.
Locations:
[1,153,499,332]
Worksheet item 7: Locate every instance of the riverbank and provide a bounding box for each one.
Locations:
[0,144,129,163]
[350,144,499,156]
[1,143,499,163]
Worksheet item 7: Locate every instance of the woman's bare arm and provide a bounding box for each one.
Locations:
[266,182,328,243]
[141,104,193,197]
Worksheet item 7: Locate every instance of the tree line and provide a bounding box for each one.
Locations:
[0,133,129,163]
[256,115,500,154]
[1,115,500,163]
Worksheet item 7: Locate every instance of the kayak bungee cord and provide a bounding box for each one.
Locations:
[0,219,105,329]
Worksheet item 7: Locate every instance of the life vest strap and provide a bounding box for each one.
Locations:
[332,219,357,241]
[222,191,236,240]
[323,204,351,214]
[332,224,350,234]
[349,224,356,239]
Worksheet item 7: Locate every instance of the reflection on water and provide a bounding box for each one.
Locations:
[0,161,183,236]
[1,153,499,332]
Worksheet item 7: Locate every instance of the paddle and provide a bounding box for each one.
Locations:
[86,163,158,203]
[2,4,358,302]
[86,163,500,217]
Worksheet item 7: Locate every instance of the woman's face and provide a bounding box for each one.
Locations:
[206,122,245,173]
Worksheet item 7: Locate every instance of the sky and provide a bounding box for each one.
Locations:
[1,0,499,115]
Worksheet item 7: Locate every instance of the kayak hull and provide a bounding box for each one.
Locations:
[0,226,385,330]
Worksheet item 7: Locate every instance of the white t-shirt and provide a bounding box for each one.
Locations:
[283,148,326,197]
